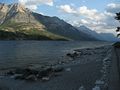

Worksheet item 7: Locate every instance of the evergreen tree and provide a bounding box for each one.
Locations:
[115,12,120,37]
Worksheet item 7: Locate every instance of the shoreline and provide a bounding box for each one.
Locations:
[0,45,113,90]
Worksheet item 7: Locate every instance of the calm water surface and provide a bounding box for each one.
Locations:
[0,41,112,69]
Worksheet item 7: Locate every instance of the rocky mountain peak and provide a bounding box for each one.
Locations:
[10,3,26,13]
[0,3,98,41]
[0,3,9,13]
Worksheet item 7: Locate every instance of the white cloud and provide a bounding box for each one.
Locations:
[77,6,105,21]
[59,5,76,13]
[59,3,120,34]
[106,3,120,13]
[26,5,38,11]
[59,5,105,21]
[18,0,54,10]
[81,19,89,24]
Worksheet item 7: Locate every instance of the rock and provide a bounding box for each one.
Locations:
[42,77,50,81]
[14,74,28,80]
[15,75,25,80]
[54,73,61,77]
[17,68,39,79]
[65,68,71,72]
[14,68,27,74]
[103,58,110,62]
[25,75,37,81]
[7,68,39,80]
[92,86,100,90]
[103,83,108,90]
[37,67,53,78]
[10,74,22,79]
[95,80,104,85]
[59,61,65,64]
[15,68,37,74]
[66,53,72,56]
[23,68,38,75]
[39,70,48,77]
[6,66,63,81]
[53,67,64,72]
[66,51,80,59]
[74,51,81,57]
[7,70,15,75]
[79,86,85,90]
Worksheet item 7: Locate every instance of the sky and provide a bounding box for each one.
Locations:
[0,0,120,34]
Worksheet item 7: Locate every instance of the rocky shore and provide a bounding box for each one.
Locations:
[0,45,113,90]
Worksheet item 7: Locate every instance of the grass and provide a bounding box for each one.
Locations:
[113,42,120,48]
[0,29,68,40]
[0,22,69,40]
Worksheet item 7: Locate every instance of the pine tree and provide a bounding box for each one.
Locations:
[115,12,120,37]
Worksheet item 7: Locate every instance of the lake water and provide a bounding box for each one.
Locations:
[0,41,112,69]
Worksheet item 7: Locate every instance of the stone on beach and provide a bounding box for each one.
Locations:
[7,70,15,75]
[78,86,85,90]
[42,77,50,81]
[66,51,81,59]
[92,86,100,90]
[10,74,23,79]
[53,67,64,72]
[95,80,104,85]
[65,68,71,72]
[25,75,38,81]
[6,66,64,81]
[0,44,114,90]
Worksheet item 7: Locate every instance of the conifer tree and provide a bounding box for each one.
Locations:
[115,12,120,37]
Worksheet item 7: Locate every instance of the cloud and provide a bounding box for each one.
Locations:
[81,19,89,24]
[18,0,54,10]
[106,3,120,13]
[59,5,76,13]
[26,5,38,11]
[59,5,105,21]
[59,3,120,34]
[77,6,105,21]
[79,12,119,34]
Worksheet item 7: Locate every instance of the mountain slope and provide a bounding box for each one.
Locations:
[32,13,97,40]
[0,3,69,40]
[0,3,9,24]
[99,33,120,41]
[77,26,102,40]
[0,3,97,41]
[77,25,120,41]
[0,22,69,40]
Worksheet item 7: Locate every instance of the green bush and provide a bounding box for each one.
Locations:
[113,42,120,48]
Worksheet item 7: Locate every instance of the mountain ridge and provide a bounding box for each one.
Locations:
[77,25,120,41]
[0,3,97,41]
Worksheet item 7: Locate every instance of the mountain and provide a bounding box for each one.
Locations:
[32,13,97,41]
[76,25,102,40]
[77,25,120,41]
[0,3,97,40]
[0,3,68,40]
[99,33,120,41]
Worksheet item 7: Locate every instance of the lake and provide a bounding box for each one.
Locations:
[0,41,111,69]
